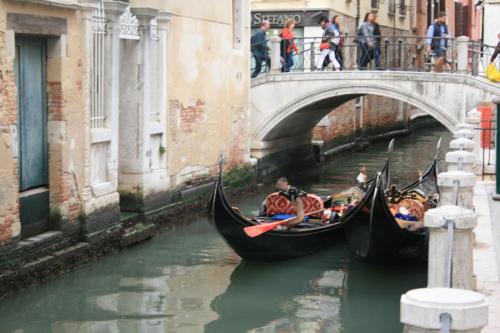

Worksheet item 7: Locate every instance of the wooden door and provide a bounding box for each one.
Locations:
[15,37,49,238]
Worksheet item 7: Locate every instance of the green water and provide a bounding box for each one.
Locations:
[0,125,451,333]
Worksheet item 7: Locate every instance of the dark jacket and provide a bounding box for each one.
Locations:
[491,41,500,63]
[251,29,267,58]
[428,22,449,50]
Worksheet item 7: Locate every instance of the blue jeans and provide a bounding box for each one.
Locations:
[282,53,294,72]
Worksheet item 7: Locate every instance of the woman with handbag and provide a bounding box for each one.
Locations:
[316,15,341,71]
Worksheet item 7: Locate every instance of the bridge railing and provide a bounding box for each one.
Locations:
[250,35,499,78]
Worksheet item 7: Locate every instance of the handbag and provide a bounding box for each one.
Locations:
[486,63,500,82]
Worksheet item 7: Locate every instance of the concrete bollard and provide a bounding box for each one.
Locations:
[456,36,470,75]
[401,288,488,333]
[467,108,481,119]
[457,122,475,131]
[437,171,475,210]
[449,137,474,153]
[424,205,477,289]
[453,129,475,140]
[270,37,282,74]
[446,150,475,173]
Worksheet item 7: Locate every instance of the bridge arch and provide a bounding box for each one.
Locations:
[255,82,456,143]
[250,72,499,156]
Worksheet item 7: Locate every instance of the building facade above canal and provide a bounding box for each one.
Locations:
[0,0,251,250]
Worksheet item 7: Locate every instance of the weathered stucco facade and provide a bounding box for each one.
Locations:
[0,0,85,245]
[0,0,251,295]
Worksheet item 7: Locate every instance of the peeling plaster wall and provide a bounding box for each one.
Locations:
[163,0,251,187]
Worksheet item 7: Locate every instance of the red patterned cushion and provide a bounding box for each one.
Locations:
[265,192,324,216]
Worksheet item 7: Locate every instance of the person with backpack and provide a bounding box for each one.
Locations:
[251,20,270,78]
[426,12,451,72]
[316,15,341,71]
[280,19,300,72]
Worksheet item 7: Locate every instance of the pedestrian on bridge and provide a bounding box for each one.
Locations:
[357,12,377,70]
[426,12,451,73]
[315,15,341,71]
[251,20,270,79]
[490,31,500,64]
[373,14,383,70]
[280,19,300,72]
[332,15,345,69]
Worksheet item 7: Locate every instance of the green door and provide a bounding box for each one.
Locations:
[15,37,49,238]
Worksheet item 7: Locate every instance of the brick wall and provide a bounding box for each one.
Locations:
[311,22,412,145]
[312,100,357,142]
[47,81,63,121]
[0,30,21,245]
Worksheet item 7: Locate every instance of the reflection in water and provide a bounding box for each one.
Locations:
[0,125,451,333]
[206,248,348,333]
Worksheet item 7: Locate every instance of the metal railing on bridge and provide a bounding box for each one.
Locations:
[250,35,500,78]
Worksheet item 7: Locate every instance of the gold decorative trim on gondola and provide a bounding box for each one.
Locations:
[385,185,427,204]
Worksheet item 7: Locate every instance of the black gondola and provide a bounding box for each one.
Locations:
[207,139,395,262]
[207,166,358,261]
[342,140,441,262]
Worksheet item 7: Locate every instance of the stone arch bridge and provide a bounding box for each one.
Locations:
[250,71,500,158]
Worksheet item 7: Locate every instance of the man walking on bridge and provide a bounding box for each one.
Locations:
[426,12,451,73]
[251,20,270,78]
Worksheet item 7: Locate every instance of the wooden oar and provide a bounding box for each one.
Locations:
[244,208,327,238]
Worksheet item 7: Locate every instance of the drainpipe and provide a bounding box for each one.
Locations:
[356,0,360,29]
[412,0,417,32]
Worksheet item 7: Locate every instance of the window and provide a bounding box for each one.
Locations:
[232,0,243,49]
[90,2,106,128]
[388,0,396,14]
[399,0,407,16]
[371,0,379,9]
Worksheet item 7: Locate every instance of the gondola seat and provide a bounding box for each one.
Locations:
[265,192,324,217]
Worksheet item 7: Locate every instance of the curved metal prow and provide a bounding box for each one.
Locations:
[369,172,382,232]
[387,138,395,157]
[434,137,442,161]
[383,138,395,190]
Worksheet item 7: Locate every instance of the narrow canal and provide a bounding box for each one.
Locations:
[0,124,452,333]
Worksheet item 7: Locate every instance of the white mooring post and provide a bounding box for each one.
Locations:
[270,37,282,74]
[401,288,488,333]
[454,129,475,140]
[449,137,474,153]
[424,205,476,289]
[466,109,482,161]
[437,171,476,210]
[446,150,475,173]
[456,36,469,75]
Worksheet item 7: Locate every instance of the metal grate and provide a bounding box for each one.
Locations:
[90,1,106,129]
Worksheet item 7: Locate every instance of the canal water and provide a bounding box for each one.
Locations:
[0,125,451,333]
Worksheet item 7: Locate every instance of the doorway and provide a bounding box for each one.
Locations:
[14,36,50,238]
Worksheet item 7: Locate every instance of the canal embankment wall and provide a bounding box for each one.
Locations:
[0,165,260,299]
[257,111,441,179]
[0,113,443,299]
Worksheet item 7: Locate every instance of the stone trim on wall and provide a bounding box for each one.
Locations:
[7,13,67,36]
